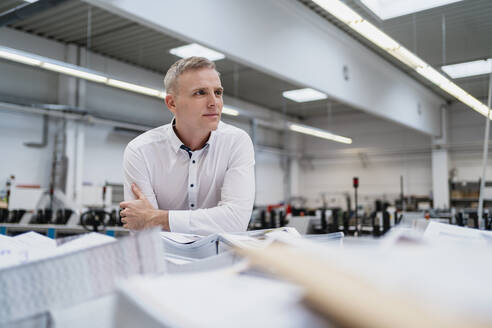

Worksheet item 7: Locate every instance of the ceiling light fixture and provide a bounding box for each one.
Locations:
[169,43,225,61]
[0,46,240,116]
[311,0,491,119]
[360,0,463,20]
[288,123,352,144]
[442,59,492,79]
[107,78,161,97]
[0,49,42,66]
[222,106,240,116]
[282,88,328,103]
[40,62,108,83]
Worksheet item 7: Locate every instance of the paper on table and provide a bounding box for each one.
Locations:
[219,234,270,249]
[160,231,202,244]
[13,231,56,249]
[0,232,116,269]
[56,232,115,253]
[424,221,487,245]
[0,235,29,268]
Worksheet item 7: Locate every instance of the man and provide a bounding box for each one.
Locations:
[119,57,255,235]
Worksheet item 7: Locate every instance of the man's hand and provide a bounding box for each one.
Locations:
[119,183,169,231]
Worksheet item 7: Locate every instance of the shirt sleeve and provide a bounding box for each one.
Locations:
[123,144,158,209]
[168,132,255,235]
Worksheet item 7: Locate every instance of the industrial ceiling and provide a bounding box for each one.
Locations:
[1,0,490,121]
[2,0,351,120]
[300,0,492,102]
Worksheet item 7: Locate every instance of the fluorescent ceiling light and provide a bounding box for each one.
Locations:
[0,46,241,117]
[169,43,225,61]
[222,106,239,116]
[311,0,491,119]
[439,82,468,101]
[312,0,362,24]
[282,88,327,103]
[388,46,426,69]
[349,20,399,50]
[289,123,352,144]
[360,0,463,20]
[0,49,41,66]
[0,46,168,102]
[107,79,161,97]
[442,59,492,79]
[41,62,108,83]
[416,66,450,86]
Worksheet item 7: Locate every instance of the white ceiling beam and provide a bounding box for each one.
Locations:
[82,0,444,136]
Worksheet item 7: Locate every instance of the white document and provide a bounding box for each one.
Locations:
[160,231,203,244]
[424,221,489,245]
[0,234,29,269]
[56,233,116,254]
[13,231,57,249]
[114,272,327,328]
[219,233,269,249]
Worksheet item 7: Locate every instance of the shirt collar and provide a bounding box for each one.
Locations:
[168,118,221,154]
[168,118,184,154]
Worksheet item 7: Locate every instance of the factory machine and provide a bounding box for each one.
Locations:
[0,179,128,238]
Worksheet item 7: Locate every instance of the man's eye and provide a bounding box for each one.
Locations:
[215,90,223,96]
[195,90,205,95]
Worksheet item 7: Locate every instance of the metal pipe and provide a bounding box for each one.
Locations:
[477,65,492,228]
[0,101,153,132]
[24,114,49,148]
[0,100,296,157]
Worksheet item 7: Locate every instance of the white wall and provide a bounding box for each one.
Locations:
[299,111,433,208]
[0,110,55,187]
[82,124,133,186]
[299,103,492,209]
[255,152,285,206]
[301,154,432,209]
[448,102,492,182]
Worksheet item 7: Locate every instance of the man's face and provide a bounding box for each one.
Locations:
[166,68,223,133]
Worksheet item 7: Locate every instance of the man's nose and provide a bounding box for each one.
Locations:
[207,93,217,107]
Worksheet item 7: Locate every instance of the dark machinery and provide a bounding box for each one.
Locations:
[80,209,110,232]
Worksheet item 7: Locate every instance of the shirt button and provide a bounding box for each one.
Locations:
[192,160,196,164]
[191,204,195,207]
[190,184,194,187]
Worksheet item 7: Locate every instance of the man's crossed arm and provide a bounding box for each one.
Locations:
[119,183,170,231]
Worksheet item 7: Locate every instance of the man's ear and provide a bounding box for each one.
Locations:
[165,94,177,115]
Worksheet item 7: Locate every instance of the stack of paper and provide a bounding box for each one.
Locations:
[0,231,115,269]
[160,227,304,259]
[424,221,492,245]
[0,229,166,326]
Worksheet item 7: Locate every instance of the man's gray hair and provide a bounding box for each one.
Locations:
[164,56,218,94]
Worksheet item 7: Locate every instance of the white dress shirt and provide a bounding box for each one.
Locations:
[123,120,255,235]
